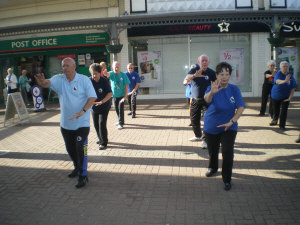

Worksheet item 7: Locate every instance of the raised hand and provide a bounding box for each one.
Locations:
[210,80,223,95]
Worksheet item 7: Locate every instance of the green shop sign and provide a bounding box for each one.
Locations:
[0,33,109,53]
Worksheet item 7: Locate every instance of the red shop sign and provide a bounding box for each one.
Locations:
[57,54,76,60]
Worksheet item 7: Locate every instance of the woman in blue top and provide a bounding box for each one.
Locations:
[270,61,297,130]
[204,62,245,191]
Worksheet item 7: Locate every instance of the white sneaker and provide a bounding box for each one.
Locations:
[189,136,201,142]
[117,124,123,130]
[202,140,207,149]
[115,122,119,126]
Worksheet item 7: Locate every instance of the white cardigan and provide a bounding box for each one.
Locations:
[5,74,18,90]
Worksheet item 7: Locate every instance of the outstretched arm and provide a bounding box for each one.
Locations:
[35,73,51,88]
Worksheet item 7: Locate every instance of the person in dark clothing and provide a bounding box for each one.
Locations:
[185,54,216,149]
[89,63,112,150]
[259,60,276,117]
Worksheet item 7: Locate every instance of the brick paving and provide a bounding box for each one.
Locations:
[0,97,299,225]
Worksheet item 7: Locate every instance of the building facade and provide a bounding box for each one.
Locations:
[0,0,299,102]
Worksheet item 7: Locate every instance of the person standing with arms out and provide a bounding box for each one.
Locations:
[104,61,130,130]
[126,63,141,118]
[19,69,31,106]
[259,60,276,117]
[35,57,97,188]
[185,54,216,149]
[270,61,297,130]
[5,68,18,94]
[204,62,245,191]
[89,63,112,150]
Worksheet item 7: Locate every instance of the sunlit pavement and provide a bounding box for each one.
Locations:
[0,97,299,225]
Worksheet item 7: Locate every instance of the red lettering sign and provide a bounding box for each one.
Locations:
[57,54,76,60]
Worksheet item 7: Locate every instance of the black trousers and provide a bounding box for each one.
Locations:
[190,98,207,139]
[112,97,125,125]
[91,110,109,146]
[271,99,290,128]
[127,92,137,114]
[260,83,273,116]
[61,127,90,176]
[205,130,237,183]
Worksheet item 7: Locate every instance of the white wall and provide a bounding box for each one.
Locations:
[251,32,271,97]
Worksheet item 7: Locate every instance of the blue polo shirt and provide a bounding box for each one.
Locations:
[187,64,216,98]
[50,73,97,130]
[204,84,245,135]
[271,71,297,100]
[126,71,141,93]
[108,71,131,98]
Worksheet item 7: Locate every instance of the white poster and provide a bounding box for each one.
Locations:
[137,51,162,87]
[219,48,245,85]
[277,47,298,82]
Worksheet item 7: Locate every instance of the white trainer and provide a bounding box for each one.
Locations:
[202,140,207,149]
[189,136,201,142]
[117,124,123,130]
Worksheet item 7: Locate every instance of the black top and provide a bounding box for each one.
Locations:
[90,76,112,113]
[264,70,274,85]
[188,63,216,98]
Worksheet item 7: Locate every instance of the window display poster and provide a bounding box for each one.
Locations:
[277,47,298,82]
[219,48,245,85]
[137,51,162,87]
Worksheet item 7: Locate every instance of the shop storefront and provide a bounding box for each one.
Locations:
[279,21,300,92]
[127,21,299,97]
[0,32,109,102]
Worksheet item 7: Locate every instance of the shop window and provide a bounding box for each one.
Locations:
[129,33,252,95]
[76,52,107,76]
[278,38,300,91]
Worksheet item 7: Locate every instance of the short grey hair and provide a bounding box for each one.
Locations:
[280,61,289,68]
[267,60,276,67]
[62,57,76,66]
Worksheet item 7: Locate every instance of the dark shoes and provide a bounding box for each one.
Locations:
[128,112,132,115]
[99,145,107,150]
[132,113,136,118]
[296,136,300,143]
[75,176,88,188]
[269,120,277,126]
[224,182,231,191]
[68,169,79,178]
[279,127,286,131]
[205,168,217,177]
[258,113,265,116]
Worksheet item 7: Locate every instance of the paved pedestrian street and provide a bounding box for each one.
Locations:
[0,98,299,225]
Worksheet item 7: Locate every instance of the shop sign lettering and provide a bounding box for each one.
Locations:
[282,22,300,33]
[166,25,211,32]
[11,38,58,49]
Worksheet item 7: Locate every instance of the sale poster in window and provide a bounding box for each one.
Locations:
[137,51,162,87]
[219,48,245,85]
[277,47,298,82]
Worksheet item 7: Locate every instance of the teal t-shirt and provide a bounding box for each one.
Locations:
[108,71,130,98]
[19,76,29,89]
